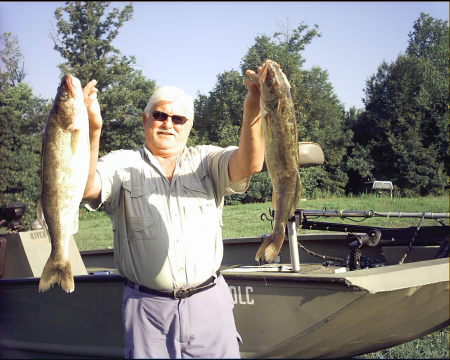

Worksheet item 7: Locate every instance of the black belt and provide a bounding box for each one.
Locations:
[125,271,220,299]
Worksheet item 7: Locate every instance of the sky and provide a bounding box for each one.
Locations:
[0,1,448,110]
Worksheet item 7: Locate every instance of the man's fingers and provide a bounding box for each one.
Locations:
[243,70,259,88]
[83,79,98,96]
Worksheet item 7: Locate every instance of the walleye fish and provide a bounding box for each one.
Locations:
[37,74,90,293]
[255,60,301,264]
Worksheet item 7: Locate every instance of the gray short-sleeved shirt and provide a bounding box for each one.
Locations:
[86,144,250,290]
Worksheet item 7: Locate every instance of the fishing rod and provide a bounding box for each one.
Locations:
[295,209,450,219]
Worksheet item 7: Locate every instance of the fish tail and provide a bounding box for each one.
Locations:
[39,254,74,293]
[255,232,285,264]
[36,198,47,229]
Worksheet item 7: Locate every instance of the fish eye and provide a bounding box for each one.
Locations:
[267,77,274,86]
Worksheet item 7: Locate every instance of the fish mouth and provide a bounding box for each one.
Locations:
[260,62,270,84]
[259,65,278,101]
[59,74,76,98]
[260,60,280,83]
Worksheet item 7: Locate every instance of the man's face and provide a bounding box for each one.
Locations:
[143,100,193,157]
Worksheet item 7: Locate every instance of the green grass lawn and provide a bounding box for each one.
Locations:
[76,194,448,249]
[75,194,449,358]
[222,194,449,239]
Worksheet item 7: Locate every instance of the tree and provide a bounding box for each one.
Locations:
[99,68,155,154]
[240,22,321,77]
[240,24,352,197]
[0,32,26,90]
[406,13,448,184]
[52,1,133,91]
[0,33,49,225]
[342,107,374,194]
[351,13,448,195]
[193,70,246,147]
[52,1,156,154]
[299,67,350,197]
[240,23,321,126]
[406,12,448,71]
[196,21,351,201]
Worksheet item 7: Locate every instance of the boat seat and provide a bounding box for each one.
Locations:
[298,142,324,168]
[262,142,325,171]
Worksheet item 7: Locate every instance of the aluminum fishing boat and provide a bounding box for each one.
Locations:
[0,206,448,359]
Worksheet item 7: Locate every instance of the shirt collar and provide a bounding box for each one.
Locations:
[142,144,187,168]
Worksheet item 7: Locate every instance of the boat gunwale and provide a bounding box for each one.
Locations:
[2,257,448,290]
[0,273,351,286]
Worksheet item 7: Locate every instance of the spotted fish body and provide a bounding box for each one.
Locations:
[38,74,90,293]
[255,60,301,264]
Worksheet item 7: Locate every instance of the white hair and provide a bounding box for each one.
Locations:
[144,85,194,121]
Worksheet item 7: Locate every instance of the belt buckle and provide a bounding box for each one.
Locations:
[173,288,190,299]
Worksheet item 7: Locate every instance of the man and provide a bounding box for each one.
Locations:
[82,67,263,359]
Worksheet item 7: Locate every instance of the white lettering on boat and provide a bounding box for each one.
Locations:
[30,230,47,240]
[229,285,254,305]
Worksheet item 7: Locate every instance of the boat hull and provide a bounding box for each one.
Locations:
[0,233,448,359]
[228,273,449,358]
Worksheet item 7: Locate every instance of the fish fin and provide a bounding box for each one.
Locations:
[255,238,270,264]
[272,190,278,211]
[255,232,285,264]
[39,255,74,293]
[70,208,79,234]
[294,171,302,210]
[36,198,47,230]
[70,131,80,155]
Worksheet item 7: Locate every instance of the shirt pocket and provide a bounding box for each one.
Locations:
[182,169,212,200]
[183,170,221,224]
[182,202,221,245]
[122,179,160,241]
[183,181,207,195]
[127,215,159,241]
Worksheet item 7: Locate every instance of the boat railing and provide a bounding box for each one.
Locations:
[282,209,449,273]
[297,209,450,220]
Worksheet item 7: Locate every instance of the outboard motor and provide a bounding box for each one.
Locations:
[0,203,26,232]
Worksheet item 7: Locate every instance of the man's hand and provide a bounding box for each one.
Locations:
[83,80,102,132]
[228,66,265,184]
[243,67,261,121]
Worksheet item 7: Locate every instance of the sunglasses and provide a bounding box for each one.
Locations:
[151,111,188,125]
